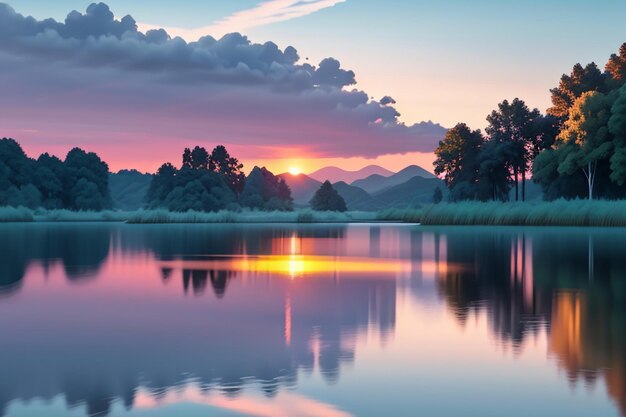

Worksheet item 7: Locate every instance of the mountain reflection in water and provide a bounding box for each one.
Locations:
[0,224,624,417]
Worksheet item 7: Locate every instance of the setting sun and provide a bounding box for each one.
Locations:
[288,167,302,176]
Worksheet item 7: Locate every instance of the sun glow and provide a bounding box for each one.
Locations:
[288,167,302,176]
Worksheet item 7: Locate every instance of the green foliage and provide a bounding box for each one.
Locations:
[548,62,607,120]
[605,43,626,88]
[485,98,546,201]
[148,147,290,213]
[433,123,484,201]
[310,181,347,212]
[240,166,293,211]
[209,145,246,194]
[0,138,111,210]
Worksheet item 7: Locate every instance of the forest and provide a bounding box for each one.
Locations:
[434,43,626,202]
[0,139,299,213]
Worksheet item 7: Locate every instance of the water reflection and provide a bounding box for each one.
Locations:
[0,224,624,416]
[429,227,626,416]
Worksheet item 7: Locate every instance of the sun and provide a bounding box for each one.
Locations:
[288,167,302,176]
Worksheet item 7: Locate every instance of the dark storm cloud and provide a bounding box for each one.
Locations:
[0,2,446,159]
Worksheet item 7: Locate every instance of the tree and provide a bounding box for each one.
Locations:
[605,43,626,89]
[64,147,111,210]
[146,163,177,208]
[477,139,512,201]
[240,166,293,211]
[548,63,606,120]
[556,91,616,200]
[432,187,443,204]
[209,145,246,194]
[609,84,626,184]
[310,181,347,212]
[433,123,484,201]
[485,98,542,201]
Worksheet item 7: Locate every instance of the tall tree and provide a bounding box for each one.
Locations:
[548,63,606,120]
[605,43,626,89]
[63,147,111,210]
[433,123,484,201]
[485,98,541,201]
[556,91,616,200]
[209,145,246,194]
[608,84,626,184]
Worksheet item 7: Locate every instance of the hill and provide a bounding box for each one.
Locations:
[333,182,388,211]
[309,165,394,184]
[373,176,446,207]
[109,170,152,210]
[352,165,435,194]
[278,173,322,206]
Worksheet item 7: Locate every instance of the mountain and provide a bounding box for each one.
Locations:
[352,165,435,194]
[278,173,322,206]
[280,173,388,211]
[309,165,394,184]
[109,170,153,210]
[373,176,446,207]
[333,182,388,211]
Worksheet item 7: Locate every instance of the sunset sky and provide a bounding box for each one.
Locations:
[2,0,626,174]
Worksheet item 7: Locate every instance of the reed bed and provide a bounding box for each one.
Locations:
[125,209,378,224]
[419,200,626,227]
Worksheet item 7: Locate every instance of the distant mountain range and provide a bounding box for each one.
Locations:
[351,165,435,194]
[280,164,443,211]
[111,163,444,212]
[308,165,394,184]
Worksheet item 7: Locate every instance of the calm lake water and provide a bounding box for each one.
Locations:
[0,223,624,417]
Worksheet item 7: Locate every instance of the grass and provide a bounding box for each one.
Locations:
[125,209,379,224]
[0,206,34,222]
[377,207,423,223]
[0,207,380,224]
[418,200,626,227]
[4,201,626,226]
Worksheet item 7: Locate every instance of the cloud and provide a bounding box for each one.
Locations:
[380,96,397,106]
[0,2,446,170]
[138,0,347,41]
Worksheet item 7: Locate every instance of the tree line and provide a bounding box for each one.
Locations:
[435,43,626,201]
[146,145,294,212]
[0,138,110,210]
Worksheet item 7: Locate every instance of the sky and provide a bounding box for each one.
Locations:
[2,0,626,174]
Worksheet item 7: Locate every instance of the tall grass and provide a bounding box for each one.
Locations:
[419,200,626,227]
[33,209,136,222]
[0,206,34,222]
[377,207,422,223]
[126,209,378,224]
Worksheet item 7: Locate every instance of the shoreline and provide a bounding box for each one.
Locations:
[3,200,626,227]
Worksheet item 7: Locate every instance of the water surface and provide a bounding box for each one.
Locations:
[0,223,624,417]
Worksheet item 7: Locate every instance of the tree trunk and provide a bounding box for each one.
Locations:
[583,161,597,201]
[522,169,526,202]
[514,168,519,202]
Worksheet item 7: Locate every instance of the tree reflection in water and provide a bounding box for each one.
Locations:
[0,224,625,416]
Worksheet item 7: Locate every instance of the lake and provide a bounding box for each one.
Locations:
[0,223,624,417]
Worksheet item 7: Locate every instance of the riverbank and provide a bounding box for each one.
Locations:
[0,207,382,224]
[3,200,626,226]
[381,200,626,227]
